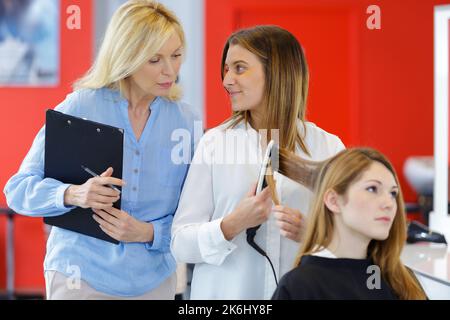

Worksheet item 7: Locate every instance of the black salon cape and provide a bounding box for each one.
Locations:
[272,255,398,300]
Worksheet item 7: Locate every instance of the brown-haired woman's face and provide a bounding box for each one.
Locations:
[335,162,399,241]
[223,45,265,113]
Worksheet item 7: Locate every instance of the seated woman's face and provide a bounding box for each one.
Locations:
[336,162,399,241]
[222,44,265,113]
[129,33,183,98]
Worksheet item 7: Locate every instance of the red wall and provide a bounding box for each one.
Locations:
[0,0,92,294]
[205,0,449,206]
[0,0,447,295]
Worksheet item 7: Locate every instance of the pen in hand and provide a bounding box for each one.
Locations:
[81,165,122,194]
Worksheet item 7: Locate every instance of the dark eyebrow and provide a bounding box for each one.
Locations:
[232,60,248,65]
[225,60,249,66]
[365,179,398,189]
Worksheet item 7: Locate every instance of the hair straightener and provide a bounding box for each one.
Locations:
[246,140,279,285]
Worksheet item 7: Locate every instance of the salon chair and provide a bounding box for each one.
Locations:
[403,157,447,244]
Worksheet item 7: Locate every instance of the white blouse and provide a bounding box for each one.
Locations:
[171,120,345,299]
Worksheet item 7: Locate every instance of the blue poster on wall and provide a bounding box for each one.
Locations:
[0,0,59,87]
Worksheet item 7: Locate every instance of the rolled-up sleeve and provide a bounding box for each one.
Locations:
[145,214,173,253]
[197,217,237,265]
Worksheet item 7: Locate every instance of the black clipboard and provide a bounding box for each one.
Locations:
[44,109,124,244]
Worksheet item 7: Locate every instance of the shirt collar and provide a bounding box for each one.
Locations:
[106,87,162,111]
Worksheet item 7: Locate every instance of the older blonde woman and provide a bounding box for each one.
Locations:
[4,0,199,299]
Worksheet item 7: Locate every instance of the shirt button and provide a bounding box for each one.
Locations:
[135,150,140,156]
[134,169,138,174]
[132,187,137,192]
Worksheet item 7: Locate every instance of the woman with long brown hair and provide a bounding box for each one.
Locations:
[171,25,344,299]
[271,148,427,299]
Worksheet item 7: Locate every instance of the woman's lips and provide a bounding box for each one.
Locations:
[375,216,392,223]
[158,82,173,89]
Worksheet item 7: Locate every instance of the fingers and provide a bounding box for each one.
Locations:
[246,183,271,199]
[277,217,302,243]
[96,176,126,187]
[94,207,127,221]
[274,210,302,228]
[91,193,120,205]
[246,182,257,197]
[100,207,123,218]
[274,206,304,242]
[274,206,303,221]
[100,167,113,177]
[92,208,132,242]
[276,219,300,234]
[90,201,115,210]
[95,185,121,197]
[93,212,121,240]
[88,193,122,209]
[280,229,301,242]
[98,224,119,241]
[256,186,271,200]
[254,188,273,219]
[92,208,120,228]
[274,205,301,215]
[80,181,120,209]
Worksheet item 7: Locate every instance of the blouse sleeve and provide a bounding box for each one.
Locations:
[3,92,80,217]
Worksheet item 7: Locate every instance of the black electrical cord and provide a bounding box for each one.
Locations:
[246,226,278,286]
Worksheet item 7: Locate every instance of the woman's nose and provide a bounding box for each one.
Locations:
[162,60,175,76]
[381,193,396,211]
[223,70,235,86]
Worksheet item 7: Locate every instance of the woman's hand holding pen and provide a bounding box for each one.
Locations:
[273,205,305,242]
[63,167,125,209]
[92,207,154,243]
[221,183,273,241]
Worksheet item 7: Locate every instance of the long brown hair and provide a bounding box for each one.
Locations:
[220,25,310,155]
[273,147,427,300]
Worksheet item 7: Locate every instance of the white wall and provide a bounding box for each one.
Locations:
[94,0,126,54]
[158,0,204,119]
[430,5,450,242]
[94,0,204,119]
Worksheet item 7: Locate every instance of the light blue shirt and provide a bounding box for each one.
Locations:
[3,87,201,296]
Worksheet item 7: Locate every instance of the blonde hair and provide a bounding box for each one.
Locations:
[74,0,185,100]
[273,147,427,300]
[221,25,310,155]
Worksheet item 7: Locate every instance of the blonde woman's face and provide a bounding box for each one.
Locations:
[129,33,183,97]
[336,162,398,241]
[222,44,265,112]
